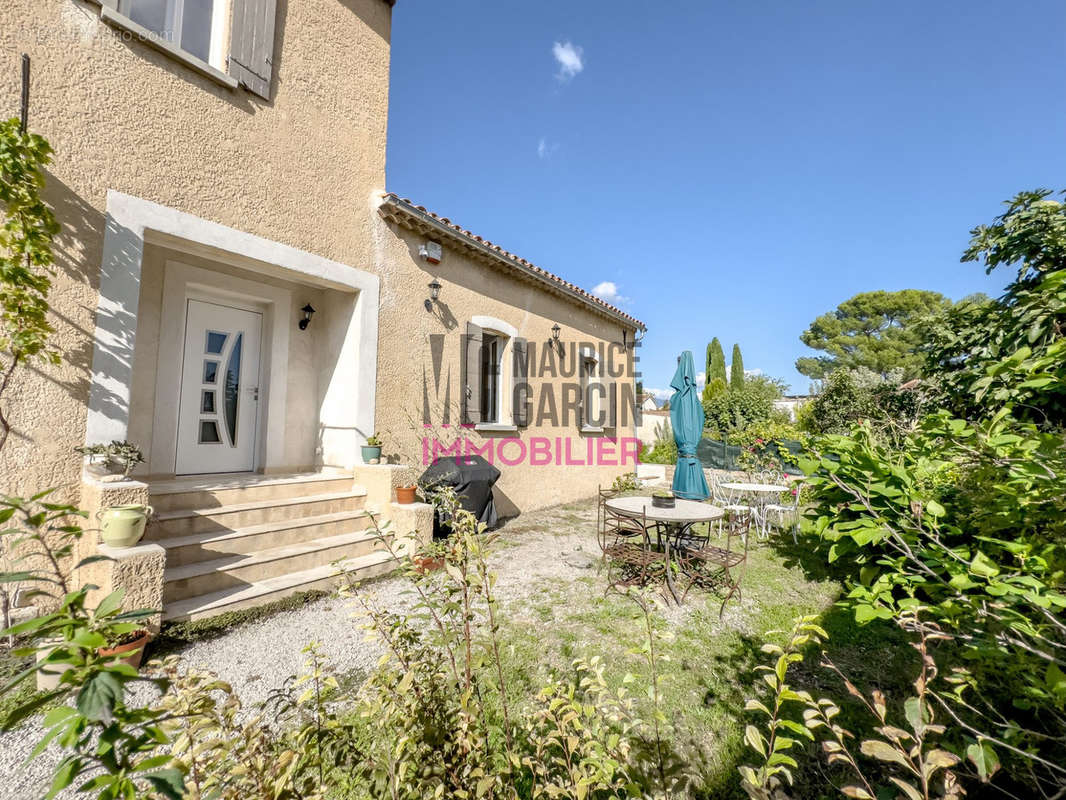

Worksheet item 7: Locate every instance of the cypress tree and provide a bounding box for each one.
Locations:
[730,344,745,389]
[707,338,726,385]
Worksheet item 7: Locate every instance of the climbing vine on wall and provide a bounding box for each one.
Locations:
[0,116,60,452]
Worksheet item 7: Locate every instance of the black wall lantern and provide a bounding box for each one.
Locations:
[299,304,316,330]
[551,323,563,356]
[425,278,442,311]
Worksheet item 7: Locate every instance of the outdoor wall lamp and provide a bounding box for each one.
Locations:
[425,278,443,311]
[299,304,316,331]
[551,323,561,342]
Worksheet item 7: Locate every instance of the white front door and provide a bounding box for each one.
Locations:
[176,299,263,475]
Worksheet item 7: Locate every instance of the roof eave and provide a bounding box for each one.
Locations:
[379,196,646,332]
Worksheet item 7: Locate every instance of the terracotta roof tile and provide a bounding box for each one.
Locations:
[380,194,646,330]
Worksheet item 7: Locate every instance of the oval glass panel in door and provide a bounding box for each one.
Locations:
[223,333,243,446]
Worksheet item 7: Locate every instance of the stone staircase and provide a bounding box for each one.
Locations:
[147,472,396,622]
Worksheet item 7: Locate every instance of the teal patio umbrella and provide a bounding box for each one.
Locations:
[670,351,710,501]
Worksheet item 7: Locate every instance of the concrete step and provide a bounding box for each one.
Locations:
[147,490,368,539]
[161,550,397,622]
[159,510,378,567]
[149,471,356,513]
[163,530,389,603]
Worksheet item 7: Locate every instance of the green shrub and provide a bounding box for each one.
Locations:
[702,375,785,438]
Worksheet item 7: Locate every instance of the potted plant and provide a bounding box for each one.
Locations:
[652,490,675,509]
[76,440,144,479]
[99,629,151,670]
[411,541,446,574]
[361,433,382,465]
[395,483,418,504]
[97,503,154,548]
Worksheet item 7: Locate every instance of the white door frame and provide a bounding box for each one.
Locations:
[152,260,290,475]
[87,191,380,474]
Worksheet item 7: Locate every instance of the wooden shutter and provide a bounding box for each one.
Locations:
[512,338,530,427]
[462,322,483,425]
[229,0,279,99]
[606,374,617,429]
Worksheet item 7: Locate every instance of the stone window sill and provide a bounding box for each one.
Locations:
[580,426,605,435]
[475,423,518,433]
[99,7,239,90]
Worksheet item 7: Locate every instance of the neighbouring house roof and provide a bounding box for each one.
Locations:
[378,194,646,332]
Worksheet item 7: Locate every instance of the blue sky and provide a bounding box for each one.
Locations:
[385,1,1066,397]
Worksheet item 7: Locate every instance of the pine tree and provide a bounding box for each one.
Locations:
[730,344,745,389]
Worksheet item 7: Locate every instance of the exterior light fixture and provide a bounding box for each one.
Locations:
[551,323,561,342]
[299,304,316,331]
[425,279,443,312]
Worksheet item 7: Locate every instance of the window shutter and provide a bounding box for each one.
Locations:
[462,322,483,425]
[512,338,530,427]
[229,0,279,99]
[606,375,617,429]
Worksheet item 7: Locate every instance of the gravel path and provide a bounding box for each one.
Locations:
[0,499,606,800]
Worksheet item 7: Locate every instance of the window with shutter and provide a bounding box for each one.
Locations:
[228,0,279,99]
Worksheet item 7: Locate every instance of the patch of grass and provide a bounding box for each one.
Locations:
[0,644,37,727]
[481,538,904,798]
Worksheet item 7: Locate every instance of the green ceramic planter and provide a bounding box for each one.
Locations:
[97,504,153,548]
[361,445,382,464]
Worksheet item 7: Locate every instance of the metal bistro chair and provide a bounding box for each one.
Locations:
[678,509,752,617]
[598,505,663,591]
[596,485,618,550]
[765,480,802,542]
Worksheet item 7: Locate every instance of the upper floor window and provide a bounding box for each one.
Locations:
[119,0,227,69]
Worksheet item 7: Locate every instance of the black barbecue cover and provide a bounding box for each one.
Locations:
[419,455,501,534]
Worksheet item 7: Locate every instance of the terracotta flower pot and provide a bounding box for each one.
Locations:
[395,485,417,504]
[99,630,150,671]
[413,555,445,574]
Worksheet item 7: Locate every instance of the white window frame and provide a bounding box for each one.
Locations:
[580,345,606,433]
[117,0,229,68]
[471,316,519,432]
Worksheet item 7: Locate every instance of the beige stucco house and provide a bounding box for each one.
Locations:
[1,0,645,621]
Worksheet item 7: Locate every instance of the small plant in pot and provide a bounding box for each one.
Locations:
[411,540,447,574]
[75,440,144,480]
[99,628,151,671]
[395,464,420,504]
[652,490,675,509]
[361,433,383,465]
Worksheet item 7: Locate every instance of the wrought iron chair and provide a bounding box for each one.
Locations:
[597,485,618,548]
[598,505,663,591]
[677,509,752,617]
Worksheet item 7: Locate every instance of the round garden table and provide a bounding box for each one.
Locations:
[720,482,790,537]
[604,496,725,603]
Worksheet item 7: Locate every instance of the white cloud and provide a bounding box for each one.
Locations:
[552,40,584,82]
[591,280,631,306]
[536,137,559,160]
